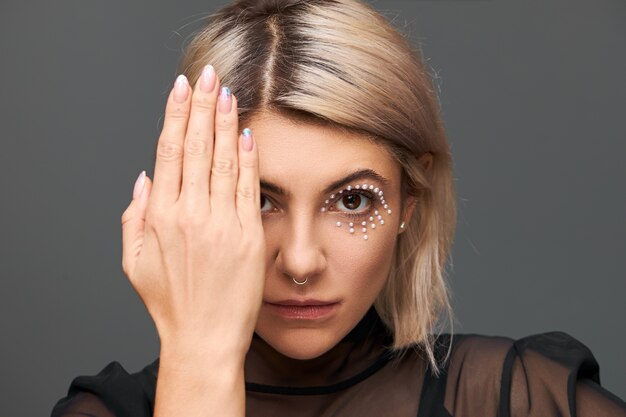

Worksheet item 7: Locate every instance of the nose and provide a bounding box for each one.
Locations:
[275,215,326,285]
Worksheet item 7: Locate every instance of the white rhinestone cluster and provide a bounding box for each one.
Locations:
[320,182,392,240]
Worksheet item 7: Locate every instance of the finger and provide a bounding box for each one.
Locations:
[210,89,239,215]
[180,65,220,206]
[151,75,191,207]
[236,128,262,231]
[121,172,153,277]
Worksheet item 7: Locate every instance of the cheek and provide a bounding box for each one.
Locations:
[325,217,398,297]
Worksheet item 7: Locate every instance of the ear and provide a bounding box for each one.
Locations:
[398,152,432,234]
[399,195,418,235]
[417,152,433,173]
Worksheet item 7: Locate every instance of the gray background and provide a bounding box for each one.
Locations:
[0,0,624,415]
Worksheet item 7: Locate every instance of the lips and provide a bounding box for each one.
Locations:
[267,299,338,306]
[264,299,340,320]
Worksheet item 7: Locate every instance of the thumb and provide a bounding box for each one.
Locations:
[121,171,152,277]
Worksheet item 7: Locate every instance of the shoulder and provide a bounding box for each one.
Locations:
[439,333,515,415]
[440,331,602,417]
[447,330,599,380]
[448,332,515,369]
[446,330,599,379]
[51,358,159,417]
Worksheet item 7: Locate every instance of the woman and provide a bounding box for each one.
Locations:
[51,0,626,416]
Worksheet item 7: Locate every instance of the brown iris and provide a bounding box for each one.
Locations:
[343,194,361,210]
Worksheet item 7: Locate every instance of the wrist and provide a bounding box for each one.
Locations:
[155,345,246,417]
[159,342,246,374]
[158,328,252,364]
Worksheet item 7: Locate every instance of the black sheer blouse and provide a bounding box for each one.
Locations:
[50,307,626,417]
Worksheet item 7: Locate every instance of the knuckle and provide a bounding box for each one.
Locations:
[211,158,235,176]
[157,141,183,162]
[185,139,207,157]
[146,206,169,227]
[175,215,192,231]
[206,227,227,247]
[121,258,130,276]
[191,93,216,113]
[241,234,265,255]
[177,207,203,231]
[237,185,257,200]
[215,116,235,132]
[165,106,189,121]
[121,208,132,225]
[239,158,258,170]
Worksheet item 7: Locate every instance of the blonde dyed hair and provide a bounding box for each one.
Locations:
[175,0,456,375]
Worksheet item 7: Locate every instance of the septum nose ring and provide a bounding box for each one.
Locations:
[291,275,308,285]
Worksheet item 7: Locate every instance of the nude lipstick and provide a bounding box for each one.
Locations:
[265,299,340,320]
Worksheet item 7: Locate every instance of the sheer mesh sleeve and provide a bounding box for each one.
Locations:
[443,331,626,417]
[505,331,625,417]
[50,361,154,417]
[575,378,626,417]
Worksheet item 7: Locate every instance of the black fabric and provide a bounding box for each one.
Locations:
[51,360,158,417]
[498,332,601,417]
[50,309,626,417]
[416,334,453,417]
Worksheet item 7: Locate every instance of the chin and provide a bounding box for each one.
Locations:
[257,324,341,360]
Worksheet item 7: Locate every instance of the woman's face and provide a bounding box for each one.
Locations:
[248,111,416,360]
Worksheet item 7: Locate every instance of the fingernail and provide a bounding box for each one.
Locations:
[133,170,146,200]
[219,86,231,113]
[242,128,253,152]
[173,75,189,103]
[200,64,216,93]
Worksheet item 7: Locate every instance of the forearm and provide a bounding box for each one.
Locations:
[153,346,246,417]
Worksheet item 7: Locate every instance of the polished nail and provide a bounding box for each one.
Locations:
[133,170,146,200]
[219,86,232,113]
[242,128,253,152]
[200,64,216,93]
[173,75,189,103]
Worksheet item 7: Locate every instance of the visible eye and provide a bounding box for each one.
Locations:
[260,194,275,214]
[331,190,375,219]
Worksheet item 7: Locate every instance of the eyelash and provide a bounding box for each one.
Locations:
[259,189,377,220]
[330,190,376,220]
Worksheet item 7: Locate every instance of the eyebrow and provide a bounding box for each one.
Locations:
[260,168,390,198]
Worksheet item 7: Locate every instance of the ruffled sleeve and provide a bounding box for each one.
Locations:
[500,331,625,417]
[50,360,158,417]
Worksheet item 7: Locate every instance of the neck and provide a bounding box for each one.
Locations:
[244,307,392,387]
